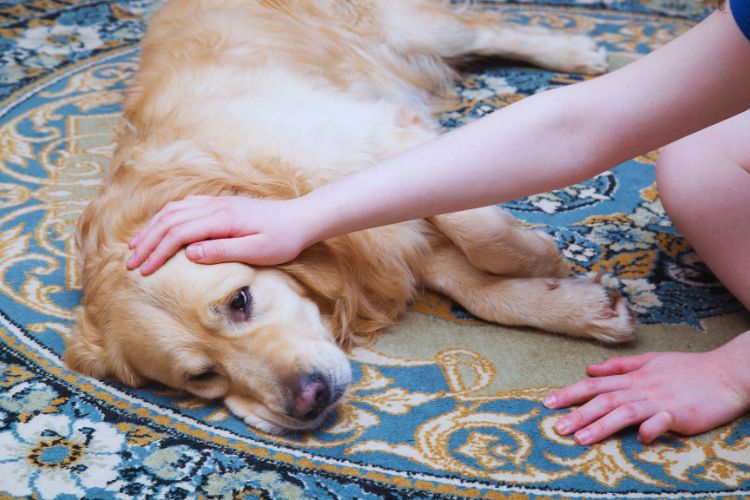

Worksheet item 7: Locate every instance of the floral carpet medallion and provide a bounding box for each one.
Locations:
[0,1,748,498]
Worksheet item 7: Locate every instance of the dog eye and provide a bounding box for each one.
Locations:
[228,286,252,321]
[189,371,217,383]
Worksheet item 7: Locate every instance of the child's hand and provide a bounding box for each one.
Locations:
[544,339,750,445]
[127,195,316,275]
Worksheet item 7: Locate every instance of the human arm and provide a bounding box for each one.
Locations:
[128,8,750,274]
[544,329,750,444]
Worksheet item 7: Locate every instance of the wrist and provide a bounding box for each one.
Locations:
[292,189,338,248]
[712,330,750,407]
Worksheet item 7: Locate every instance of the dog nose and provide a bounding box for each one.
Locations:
[293,373,331,421]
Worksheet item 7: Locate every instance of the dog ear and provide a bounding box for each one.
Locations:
[65,307,144,387]
[281,232,416,349]
[281,242,353,342]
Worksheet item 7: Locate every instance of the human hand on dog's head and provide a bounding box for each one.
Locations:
[127,195,317,275]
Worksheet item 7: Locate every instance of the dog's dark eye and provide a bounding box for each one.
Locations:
[190,371,217,383]
[228,286,252,321]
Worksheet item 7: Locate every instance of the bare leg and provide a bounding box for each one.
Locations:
[429,206,567,278]
[656,109,750,308]
[381,0,607,74]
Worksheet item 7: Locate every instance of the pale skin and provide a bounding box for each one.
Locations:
[126,8,750,444]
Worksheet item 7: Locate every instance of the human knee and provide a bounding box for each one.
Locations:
[656,132,748,227]
[655,140,702,222]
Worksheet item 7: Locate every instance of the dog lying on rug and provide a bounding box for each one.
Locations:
[66,0,635,434]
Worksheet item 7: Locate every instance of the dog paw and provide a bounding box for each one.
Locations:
[547,277,636,343]
[559,35,608,75]
[585,292,637,343]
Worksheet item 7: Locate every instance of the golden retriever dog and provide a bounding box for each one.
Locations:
[66,0,635,434]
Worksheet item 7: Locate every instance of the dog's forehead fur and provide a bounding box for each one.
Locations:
[139,251,327,339]
[142,251,255,315]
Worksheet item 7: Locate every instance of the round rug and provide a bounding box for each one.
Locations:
[0,1,748,498]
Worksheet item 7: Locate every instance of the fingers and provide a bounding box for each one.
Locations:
[553,390,640,435]
[638,411,674,444]
[544,374,629,409]
[186,235,300,267]
[569,400,656,445]
[546,368,675,445]
[137,216,243,275]
[551,389,663,445]
[129,197,211,249]
[127,207,214,270]
[186,237,258,265]
[586,353,658,377]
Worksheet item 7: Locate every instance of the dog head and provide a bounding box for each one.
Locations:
[66,149,356,434]
[67,248,353,434]
[66,146,426,433]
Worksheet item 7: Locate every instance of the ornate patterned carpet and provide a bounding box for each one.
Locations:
[1,0,749,498]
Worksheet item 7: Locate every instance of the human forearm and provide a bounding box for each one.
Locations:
[301,88,587,244]
[303,9,750,244]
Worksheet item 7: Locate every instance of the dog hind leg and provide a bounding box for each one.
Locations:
[429,207,567,278]
[381,0,607,74]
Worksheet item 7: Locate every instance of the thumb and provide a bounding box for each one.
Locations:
[185,234,299,266]
[186,236,261,265]
[638,410,674,444]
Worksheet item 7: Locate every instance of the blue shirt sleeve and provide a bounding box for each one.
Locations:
[731,0,750,42]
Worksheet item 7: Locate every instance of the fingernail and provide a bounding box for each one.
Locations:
[554,420,570,434]
[574,429,590,444]
[543,395,557,408]
[127,255,136,268]
[140,259,151,275]
[187,244,203,260]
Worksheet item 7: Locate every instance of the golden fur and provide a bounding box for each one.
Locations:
[66,0,633,434]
